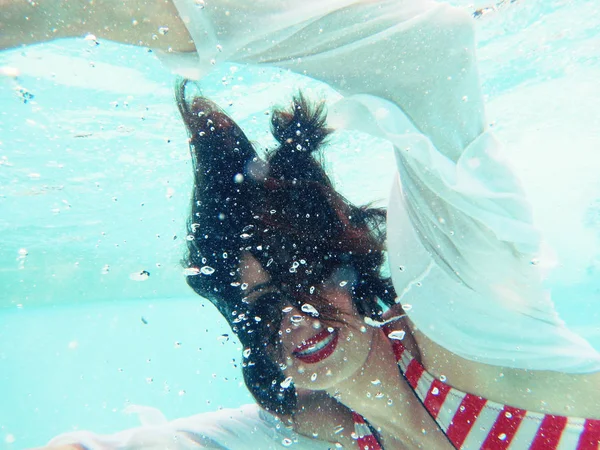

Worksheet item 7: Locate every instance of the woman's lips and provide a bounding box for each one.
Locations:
[293,329,339,364]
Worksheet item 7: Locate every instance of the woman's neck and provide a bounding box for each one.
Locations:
[326,328,452,449]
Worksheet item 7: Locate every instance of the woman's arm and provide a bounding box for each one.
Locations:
[0,0,195,52]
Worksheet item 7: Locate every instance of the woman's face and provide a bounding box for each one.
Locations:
[239,253,375,391]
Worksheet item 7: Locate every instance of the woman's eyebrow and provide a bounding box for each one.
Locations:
[244,282,276,299]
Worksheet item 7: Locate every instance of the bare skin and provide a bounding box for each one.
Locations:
[0,0,195,52]
[239,253,453,449]
[239,252,600,449]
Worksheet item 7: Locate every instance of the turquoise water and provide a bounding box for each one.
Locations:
[1,0,600,448]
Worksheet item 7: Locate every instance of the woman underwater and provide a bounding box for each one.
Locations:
[171,82,600,449]
[7,0,598,448]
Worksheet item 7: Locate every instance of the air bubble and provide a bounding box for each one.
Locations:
[200,266,215,275]
[282,438,293,447]
[282,306,293,313]
[387,330,406,341]
[243,348,251,358]
[183,267,201,276]
[280,376,293,388]
[311,373,317,382]
[301,304,319,317]
[402,304,412,312]
[339,280,348,287]
[290,315,304,324]
[129,270,150,281]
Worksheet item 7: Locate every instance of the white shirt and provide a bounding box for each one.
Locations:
[164,0,600,373]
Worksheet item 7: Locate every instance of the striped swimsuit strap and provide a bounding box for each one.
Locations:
[351,331,600,450]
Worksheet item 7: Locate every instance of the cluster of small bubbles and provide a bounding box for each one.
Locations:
[200,266,215,275]
[281,438,293,447]
[301,303,319,317]
[309,286,315,294]
[387,330,406,341]
[289,261,300,273]
[280,376,293,388]
[243,348,251,358]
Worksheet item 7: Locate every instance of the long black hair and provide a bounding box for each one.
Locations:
[176,79,396,416]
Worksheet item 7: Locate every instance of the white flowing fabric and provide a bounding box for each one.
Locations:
[162,0,600,373]
[45,404,332,450]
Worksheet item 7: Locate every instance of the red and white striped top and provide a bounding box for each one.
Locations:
[352,336,600,450]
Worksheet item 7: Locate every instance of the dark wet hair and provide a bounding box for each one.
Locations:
[176,79,396,416]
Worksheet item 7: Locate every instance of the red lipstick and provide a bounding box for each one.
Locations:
[293,329,339,364]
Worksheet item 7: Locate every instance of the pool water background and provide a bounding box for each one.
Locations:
[1,0,599,447]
